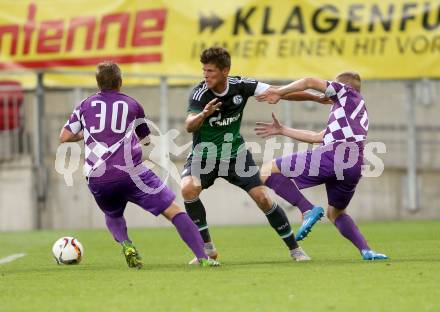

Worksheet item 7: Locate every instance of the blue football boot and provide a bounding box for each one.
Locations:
[295,206,325,241]
[361,250,389,260]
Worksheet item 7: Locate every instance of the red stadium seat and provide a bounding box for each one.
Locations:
[0,80,24,130]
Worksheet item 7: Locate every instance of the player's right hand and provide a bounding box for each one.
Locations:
[202,98,222,117]
[254,112,284,138]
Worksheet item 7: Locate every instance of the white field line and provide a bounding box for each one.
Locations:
[0,253,26,264]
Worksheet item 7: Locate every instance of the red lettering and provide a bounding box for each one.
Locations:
[132,9,166,47]
[97,13,129,49]
[0,3,168,68]
[66,17,96,51]
[37,21,64,53]
[0,25,19,55]
[23,3,36,55]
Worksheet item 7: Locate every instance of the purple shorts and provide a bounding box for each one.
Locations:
[87,170,176,218]
[275,142,363,209]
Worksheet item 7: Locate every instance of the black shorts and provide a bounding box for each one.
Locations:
[181,149,262,192]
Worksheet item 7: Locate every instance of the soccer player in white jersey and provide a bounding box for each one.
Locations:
[256,72,388,260]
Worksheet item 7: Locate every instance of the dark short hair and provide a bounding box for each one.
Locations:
[335,71,361,92]
[96,61,122,90]
[200,46,231,70]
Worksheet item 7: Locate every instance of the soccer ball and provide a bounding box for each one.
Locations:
[52,236,84,265]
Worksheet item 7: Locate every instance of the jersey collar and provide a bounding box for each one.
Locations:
[212,80,229,97]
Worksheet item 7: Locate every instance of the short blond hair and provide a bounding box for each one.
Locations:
[335,71,361,92]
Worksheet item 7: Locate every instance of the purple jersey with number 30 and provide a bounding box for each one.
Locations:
[64,90,150,182]
[323,81,368,146]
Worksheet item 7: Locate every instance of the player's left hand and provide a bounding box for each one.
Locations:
[256,86,281,104]
[254,112,284,138]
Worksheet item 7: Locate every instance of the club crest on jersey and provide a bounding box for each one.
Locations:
[232,95,243,106]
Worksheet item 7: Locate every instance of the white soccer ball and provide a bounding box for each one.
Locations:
[52,236,84,265]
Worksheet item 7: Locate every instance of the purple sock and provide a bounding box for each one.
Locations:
[334,214,370,251]
[105,215,129,243]
[172,212,207,260]
[265,173,313,214]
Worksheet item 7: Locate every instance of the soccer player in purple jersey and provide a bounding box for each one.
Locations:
[59,61,219,268]
[255,72,388,260]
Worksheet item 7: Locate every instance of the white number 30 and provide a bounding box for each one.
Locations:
[90,100,128,134]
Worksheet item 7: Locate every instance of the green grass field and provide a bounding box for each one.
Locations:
[0,220,439,312]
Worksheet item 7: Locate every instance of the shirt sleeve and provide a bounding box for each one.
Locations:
[239,77,269,97]
[187,87,205,113]
[63,105,83,135]
[254,82,270,96]
[135,104,151,139]
[325,81,347,100]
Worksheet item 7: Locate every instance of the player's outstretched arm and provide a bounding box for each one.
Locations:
[185,98,222,133]
[256,78,327,104]
[59,128,83,143]
[282,91,332,105]
[255,113,324,144]
[281,128,324,144]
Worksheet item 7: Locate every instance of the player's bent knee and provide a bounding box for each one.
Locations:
[162,201,184,221]
[181,178,201,200]
[181,185,199,200]
[260,160,280,184]
[258,195,272,209]
[260,162,273,184]
[326,209,335,223]
[249,186,273,211]
[327,205,345,223]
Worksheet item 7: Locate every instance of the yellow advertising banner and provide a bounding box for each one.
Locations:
[0,0,439,86]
